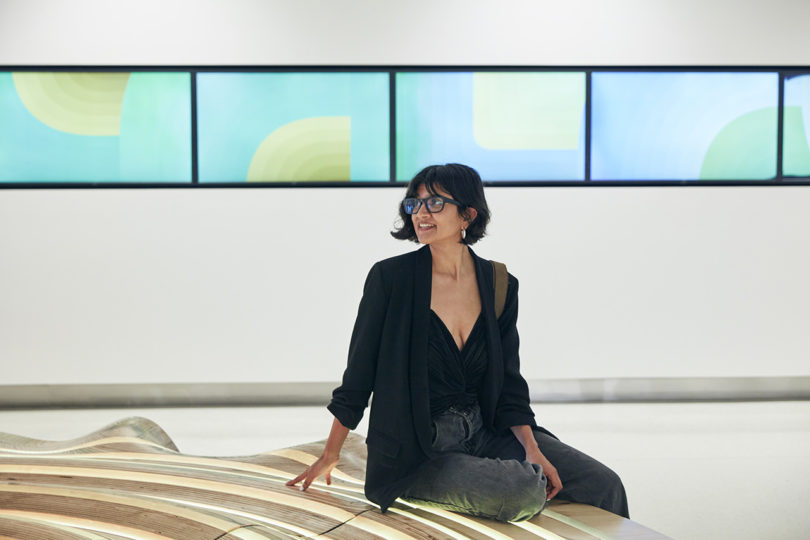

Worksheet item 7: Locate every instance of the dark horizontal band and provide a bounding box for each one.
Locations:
[1,377,808,410]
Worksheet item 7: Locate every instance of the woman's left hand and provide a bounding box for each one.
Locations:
[525,446,563,500]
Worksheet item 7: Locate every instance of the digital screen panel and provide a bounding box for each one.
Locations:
[0,71,191,183]
[396,72,585,182]
[591,72,778,180]
[197,72,389,182]
[783,74,810,177]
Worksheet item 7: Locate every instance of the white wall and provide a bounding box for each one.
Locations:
[1,187,809,384]
[0,0,809,385]
[1,0,809,65]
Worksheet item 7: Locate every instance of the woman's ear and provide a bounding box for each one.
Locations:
[464,207,478,224]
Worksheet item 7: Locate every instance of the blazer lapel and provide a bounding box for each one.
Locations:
[471,249,504,429]
[409,245,433,455]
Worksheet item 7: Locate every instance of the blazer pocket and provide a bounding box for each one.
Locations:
[366,427,401,460]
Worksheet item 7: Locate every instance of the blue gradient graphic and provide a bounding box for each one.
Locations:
[591,72,778,180]
[395,72,585,181]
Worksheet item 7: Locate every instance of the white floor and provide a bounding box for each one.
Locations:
[2,401,809,540]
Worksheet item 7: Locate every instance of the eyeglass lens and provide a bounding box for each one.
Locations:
[403,197,444,214]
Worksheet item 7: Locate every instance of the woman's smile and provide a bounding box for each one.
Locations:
[416,222,437,234]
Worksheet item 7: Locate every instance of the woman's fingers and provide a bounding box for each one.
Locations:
[286,467,318,490]
[286,457,337,492]
[524,449,563,501]
[285,470,307,487]
[545,468,563,500]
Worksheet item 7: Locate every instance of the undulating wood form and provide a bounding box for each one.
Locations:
[0,417,669,539]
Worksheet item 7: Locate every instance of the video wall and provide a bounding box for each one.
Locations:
[1,69,809,184]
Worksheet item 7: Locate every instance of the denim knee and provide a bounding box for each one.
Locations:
[495,463,547,522]
[569,463,629,518]
[597,466,629,517]
[602,466,623,493]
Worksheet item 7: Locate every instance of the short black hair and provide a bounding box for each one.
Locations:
[391,163,490,245]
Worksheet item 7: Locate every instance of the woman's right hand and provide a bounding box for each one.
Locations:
[286,452,340,491]
[287,417,350,491]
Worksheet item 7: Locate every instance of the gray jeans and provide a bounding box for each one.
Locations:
[401,404,629,522]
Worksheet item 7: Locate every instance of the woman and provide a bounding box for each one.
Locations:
[287,164,628,522]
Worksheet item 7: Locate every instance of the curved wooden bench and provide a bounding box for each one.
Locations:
[0,416,669,539]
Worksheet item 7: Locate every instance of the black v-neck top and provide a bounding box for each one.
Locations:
[427,309,488,417]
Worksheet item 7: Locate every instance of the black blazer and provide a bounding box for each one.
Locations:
[327,245,553,512]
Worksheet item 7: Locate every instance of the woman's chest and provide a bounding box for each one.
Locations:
[429,275,482,349]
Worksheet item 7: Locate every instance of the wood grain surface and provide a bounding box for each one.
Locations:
[0,417,670,539]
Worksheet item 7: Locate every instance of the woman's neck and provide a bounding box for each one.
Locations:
[429,242,472,280]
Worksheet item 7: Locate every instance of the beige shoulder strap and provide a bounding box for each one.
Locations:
[491,260,508,319]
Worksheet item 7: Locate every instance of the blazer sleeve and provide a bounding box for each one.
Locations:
[327,262,388,430]
[494,274,537,431]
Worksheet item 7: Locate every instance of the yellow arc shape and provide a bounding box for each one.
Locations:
[247,116,351,182]
[12,72,130,136]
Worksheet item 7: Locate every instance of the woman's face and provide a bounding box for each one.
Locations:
[411,184,468,246]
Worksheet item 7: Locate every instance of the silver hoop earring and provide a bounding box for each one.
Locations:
[461,228,467,240]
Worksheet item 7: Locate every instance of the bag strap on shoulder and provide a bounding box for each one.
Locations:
[491,260,508,319]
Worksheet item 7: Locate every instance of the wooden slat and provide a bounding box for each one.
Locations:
[0,515,116,540]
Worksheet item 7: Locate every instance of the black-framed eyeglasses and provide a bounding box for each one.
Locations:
[402,196,463,215]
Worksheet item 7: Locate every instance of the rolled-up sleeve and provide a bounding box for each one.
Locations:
[327,263,388,430]
[494,275,537,431]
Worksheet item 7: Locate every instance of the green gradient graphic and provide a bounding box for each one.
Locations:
[472,72,583,150]
[783,74,810,177]
[700,108,777,180]
[783,107,810,175]
[119,72,191,182]
[394,73,428,179]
